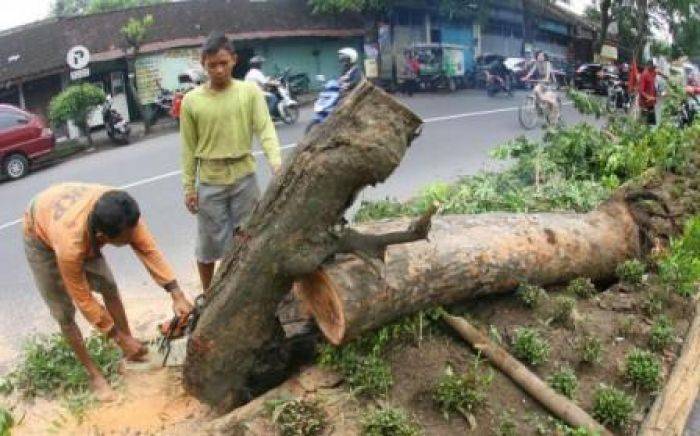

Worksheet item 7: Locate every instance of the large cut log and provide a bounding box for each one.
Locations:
[639,297,700,436]
[443,314,612,435]
[183,80,424,410]
[292,202,641,345]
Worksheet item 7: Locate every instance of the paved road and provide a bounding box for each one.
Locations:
[0,90,586,366]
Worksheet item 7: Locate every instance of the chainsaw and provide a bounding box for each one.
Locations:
[157,294,205,367]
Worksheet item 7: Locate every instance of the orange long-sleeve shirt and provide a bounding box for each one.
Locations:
[23,183,176,333]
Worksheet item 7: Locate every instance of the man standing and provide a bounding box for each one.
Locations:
[639,60,658,125]
[24,183,194,401]
[180,32,281,293]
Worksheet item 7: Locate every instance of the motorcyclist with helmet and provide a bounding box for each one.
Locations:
[245,55,279,113]
[338,47,363,94]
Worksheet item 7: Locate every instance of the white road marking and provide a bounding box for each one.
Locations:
[0,103,573,232]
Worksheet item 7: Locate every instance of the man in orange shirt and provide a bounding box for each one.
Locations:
[639,60,658,125]
[23,183,193,401]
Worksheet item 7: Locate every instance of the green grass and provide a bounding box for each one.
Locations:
[433,360,493,420]
[578,335,603,365]
[658,216,700,296]
[511,328,550,366]
[615,259,646,285]
[0,407,13,436]
[361,407,422,436]
[516,284,548,309]
[550,295,576,326]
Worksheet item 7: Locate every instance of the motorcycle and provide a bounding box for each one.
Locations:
[267,71,300,125]
[679,94,699,128]
[150,80,175,124]
[605,74,632,113]
[485,71,513,97]
[306,76,341,134]
[102,95,130,145]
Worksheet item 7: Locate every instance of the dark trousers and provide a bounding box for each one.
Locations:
[641,107,656,125]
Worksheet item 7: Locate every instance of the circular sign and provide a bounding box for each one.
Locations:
[66,46,90,70]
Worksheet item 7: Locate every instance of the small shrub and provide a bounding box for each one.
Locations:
[649,316,675,352]
[517,284,548,308]
[625,348,662,390]
[512,328,550,366]
[641,288,668,317]
[616,315,636,338]
[578,335,603,365]
[0,407,13,436]
[554,422,599,436]
[616,259,646,285]
[592,384,635,428]
[547,366,579,399]
[497,411,518,436]
[433,361,493,420]
[567,277,596,299]
[551,295,576,325]
[361,407,422,436]
[266,399,326,436]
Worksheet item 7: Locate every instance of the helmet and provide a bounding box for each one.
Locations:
[250,55,265,66]
[338,47,358,65]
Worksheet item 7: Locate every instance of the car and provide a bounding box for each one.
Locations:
[505,57,532,88]
[574,63,619,94]
[0,104,55,180]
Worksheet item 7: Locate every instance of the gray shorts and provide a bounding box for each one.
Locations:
[196,174,261,263]
[24,236,118,326]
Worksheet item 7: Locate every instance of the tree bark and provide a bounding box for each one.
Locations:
[443,314,612,435]
[291,202,641,345]
[183,80,423,411]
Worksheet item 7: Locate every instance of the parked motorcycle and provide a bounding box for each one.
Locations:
[150,80,175,124]
[679,94,699,128]
[267,71,300,125]
[102,95,130,145]
[306,76,341,133]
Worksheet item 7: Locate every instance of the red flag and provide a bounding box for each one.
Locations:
[629,60,639,93]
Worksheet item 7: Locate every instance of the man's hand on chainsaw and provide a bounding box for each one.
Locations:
[170,288,194,320]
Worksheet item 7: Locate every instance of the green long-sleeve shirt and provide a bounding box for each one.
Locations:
[180,80,281,194]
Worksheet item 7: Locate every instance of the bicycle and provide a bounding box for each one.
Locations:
[518,79,562,130]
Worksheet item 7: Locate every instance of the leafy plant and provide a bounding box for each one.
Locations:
[616,315,637,338]
[0,407,13,436]
[497,411,518,436]
[592,384,635,428]
[641,288,668,317]
[649,315,675,352]
[433,360,493,420]
[615,259,646,285]
[550,295,576,326]
[517,284,548,308]
[48,83,106,145]
[566,277,597,299]
[3,333,120,398]
[625,348,662,390]
[578,335,603,365]
[547,366,579,399]
[266,399,326,436]
[658,216,700,297]
[511,328,550,366]
[361,407,422,436]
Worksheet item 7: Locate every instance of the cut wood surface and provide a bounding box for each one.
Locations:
[183,80,424,410]
[443,314,612,435]
[639,297,700,436]
[292,203,641,345]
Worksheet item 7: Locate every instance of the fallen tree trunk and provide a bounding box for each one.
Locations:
[639,297,700,436]
[443,314,612,435]
[183,81,424,410]
[292,202,641,345]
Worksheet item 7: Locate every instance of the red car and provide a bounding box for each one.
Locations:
[0,104,55,180]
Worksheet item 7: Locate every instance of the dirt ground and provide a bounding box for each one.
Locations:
[4,277,695,435]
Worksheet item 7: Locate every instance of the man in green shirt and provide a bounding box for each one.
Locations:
[180,32,281,293]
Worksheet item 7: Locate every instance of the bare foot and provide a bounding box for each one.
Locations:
[90,376,117,403]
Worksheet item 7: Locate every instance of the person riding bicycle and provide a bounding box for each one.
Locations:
[522,51,559,124]
[338,47,363,94]
[245,55,278,113]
